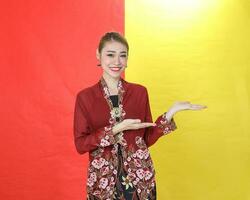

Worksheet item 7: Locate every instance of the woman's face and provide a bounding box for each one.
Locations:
[97,40,128,79]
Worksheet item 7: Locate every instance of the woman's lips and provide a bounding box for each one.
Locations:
[110,67,122,72]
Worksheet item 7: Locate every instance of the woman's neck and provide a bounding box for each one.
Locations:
[102,74,121,94]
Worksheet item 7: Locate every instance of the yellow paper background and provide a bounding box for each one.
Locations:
[125,0,250,199]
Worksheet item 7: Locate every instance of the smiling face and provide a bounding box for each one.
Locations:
[96,40,128,80]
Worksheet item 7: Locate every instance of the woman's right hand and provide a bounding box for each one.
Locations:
[112,119,156,135]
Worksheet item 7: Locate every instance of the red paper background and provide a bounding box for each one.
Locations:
[0,1,124,199]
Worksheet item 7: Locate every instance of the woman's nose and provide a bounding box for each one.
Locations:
[114,56,121,65]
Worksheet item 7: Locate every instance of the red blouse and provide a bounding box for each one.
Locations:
[73,78,177,200]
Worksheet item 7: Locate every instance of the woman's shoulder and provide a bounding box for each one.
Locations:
[124,79,148,93]
[76,82,99,99]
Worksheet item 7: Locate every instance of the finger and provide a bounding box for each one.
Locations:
[141,122,156,126]
[126,119,141,123]
[190,104,207,109]
[133,119,141,123]
[130,123,156,130]
[137,123,156,128]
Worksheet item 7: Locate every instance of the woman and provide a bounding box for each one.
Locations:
[73,32,207,200]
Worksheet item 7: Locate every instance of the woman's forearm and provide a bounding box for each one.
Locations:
[164,107,177,122]
[112,123,123,135]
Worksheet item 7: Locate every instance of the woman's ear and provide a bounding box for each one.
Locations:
[96,49,100,60]
[96,49,101,66]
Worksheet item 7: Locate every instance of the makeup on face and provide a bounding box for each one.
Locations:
[104,50,127,71]
[109,67,122,72]
[99,41,128,79]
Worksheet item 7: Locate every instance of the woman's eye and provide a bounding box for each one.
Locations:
[107,54,114,57]
[120,55,127,58]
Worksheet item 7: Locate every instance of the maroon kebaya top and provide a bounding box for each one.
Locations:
[73,77,177,200]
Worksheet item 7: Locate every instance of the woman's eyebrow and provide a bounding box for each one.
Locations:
[106,50,127,54]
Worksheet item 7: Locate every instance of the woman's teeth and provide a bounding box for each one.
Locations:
[110,67,121,72]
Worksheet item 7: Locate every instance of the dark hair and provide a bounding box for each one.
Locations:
[98,32,129,54]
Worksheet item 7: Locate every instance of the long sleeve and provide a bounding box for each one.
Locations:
[143,88,177,147]
[73,94,116,154]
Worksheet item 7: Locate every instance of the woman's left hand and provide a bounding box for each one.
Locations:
[164,101,207,122]
[172,101,207,113]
